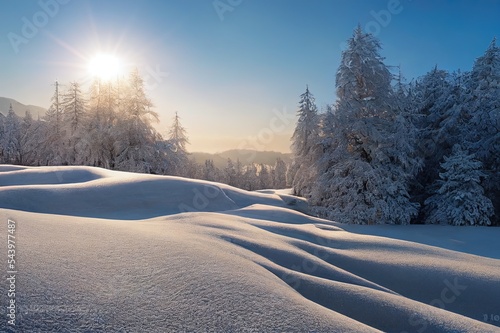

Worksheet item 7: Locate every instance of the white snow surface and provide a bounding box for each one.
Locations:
[1,165,499,332]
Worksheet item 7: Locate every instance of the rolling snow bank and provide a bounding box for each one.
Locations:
[0,165,499,332]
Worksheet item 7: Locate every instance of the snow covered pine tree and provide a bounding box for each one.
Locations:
[425,144,494,226]
[464,38,500,222]
[290,86,320,197]
[310,26,420,224]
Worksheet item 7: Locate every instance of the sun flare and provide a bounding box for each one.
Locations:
[87,53,124,81]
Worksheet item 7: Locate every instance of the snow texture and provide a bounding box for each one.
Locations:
[1,165,499,332]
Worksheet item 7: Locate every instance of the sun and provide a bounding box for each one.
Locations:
[87,53,124,81]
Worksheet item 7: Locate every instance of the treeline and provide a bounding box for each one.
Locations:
[195,157,287,190]
[0,69,288,190]
[289,27,499,226]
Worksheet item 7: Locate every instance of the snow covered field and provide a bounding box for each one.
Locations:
[1,165,499,332]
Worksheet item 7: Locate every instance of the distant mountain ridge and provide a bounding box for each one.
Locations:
[191,149,291,168]
[0,97,47,118]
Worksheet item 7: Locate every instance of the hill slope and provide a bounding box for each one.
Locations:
[0,97,47,118]
[0,165,499,332]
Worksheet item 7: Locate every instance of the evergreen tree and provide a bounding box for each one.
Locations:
[41,80,65,165]
[234,159,243,187]
[1,104,22,164]
[242,163,259,191]
[290,86,320,196]
[258,163,271,190]
[223,158,238,187]
[425,145,494,225]
[412,68,467,206]
[272,157,287,189]
[464,38,500,221]
[169,112,189,153]
[311,26,419,224]
[61,81,88,164]
[166,112,190,176]
[0,113,4,163]
[81,78,120,169]
[202,159,219,182]
[19,110,43,165]
[62,81,87,135]
[114,68,160,172]
[184,158,202,179]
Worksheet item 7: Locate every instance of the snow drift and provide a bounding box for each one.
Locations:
[1,165,499,332]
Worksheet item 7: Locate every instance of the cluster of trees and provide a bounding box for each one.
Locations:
[0,70,288,190]
[289,27,499,226]
[198,157,288,190]
[0,70,187,175]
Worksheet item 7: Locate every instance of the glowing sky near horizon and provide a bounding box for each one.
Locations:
[1,0,499,153]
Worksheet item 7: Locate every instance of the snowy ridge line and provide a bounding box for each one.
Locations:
[206,216,500,332]
[260,263,495,333]
[0,165,288,219]
[0,165,112,187]
[217,234,398,295]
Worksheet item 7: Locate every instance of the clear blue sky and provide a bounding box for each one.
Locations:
[1,0,499,152]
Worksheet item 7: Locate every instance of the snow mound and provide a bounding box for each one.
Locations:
[1,165,499,332]
[0,165,111,186]
[0,166,286,219]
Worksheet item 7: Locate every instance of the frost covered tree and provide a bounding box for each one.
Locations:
[19,110,43,165]
[166,112,190,176]
[2,107,42,166]
[168,112,189,153]
[0,114,4,162]
[290,86,320,196]
[258,163,271,190]
[223,158,242,187]
[435,70,469,149]
[114,68,160,173]
[80,78,120,168]
[425,145,494,225]
[310,26,420,224]
[241,163,259,191]
[1,104,22,164]
[62,82,87,135]
[41,81,66,165]
[61,81,88,164]
[464,38,500,220]
[411,68,467,205]
[272,157,287,189]
[202,159,220,182]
